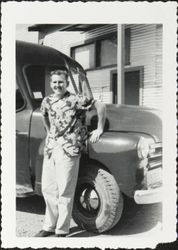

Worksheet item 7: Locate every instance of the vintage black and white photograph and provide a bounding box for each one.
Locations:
[1,2,177,249]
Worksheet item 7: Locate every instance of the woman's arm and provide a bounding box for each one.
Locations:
[78,73,106,143]
[42,115,50,134]
[90,100,106,143]
[40,97,50,134]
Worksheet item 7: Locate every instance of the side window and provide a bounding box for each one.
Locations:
[16,85,25,111]
[24,65,76,103]
[24,65,45,102]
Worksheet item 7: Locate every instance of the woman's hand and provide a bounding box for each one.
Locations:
[89,128,103,143]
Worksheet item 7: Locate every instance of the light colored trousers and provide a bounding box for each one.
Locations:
[41,143,80,234]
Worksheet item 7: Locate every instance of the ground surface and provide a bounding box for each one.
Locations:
[16,195,162,238]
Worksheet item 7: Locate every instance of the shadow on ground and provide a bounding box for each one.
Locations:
[16,194,162,237]
[16,195,45,215]
[105,196,162,236]
[69,196,162,237]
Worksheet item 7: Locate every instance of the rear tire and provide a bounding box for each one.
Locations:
[73,163,123,233]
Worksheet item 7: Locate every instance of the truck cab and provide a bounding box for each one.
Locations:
[16,40,162,233]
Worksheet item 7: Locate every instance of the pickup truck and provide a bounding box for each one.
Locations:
[16,40,162,233]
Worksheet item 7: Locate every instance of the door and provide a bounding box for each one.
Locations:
[124,69,142,105]
[111,71,118,104]
[16,83,34,197]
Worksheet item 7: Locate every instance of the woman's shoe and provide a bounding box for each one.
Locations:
[54,233,68,237]
[34,230,54,237]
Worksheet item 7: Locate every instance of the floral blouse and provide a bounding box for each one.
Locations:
[40,91,95,158]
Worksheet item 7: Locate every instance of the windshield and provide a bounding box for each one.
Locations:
[68,66,93,100]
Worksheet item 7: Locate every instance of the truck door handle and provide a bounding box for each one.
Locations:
[16,130,28,136]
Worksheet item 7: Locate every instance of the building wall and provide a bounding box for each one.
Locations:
[41,24,162,109]
[84,24,163,109]
[85,24,117,40]
[128,24,162,110]
[83,25,117,103]
[43,31,86,55]
[43,25,117,104]
[16,24,38,43]
[86,67,116,103]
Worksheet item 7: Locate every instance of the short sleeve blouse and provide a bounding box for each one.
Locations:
[40,91,95,157]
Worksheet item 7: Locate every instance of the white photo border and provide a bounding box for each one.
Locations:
[1,1,177,248]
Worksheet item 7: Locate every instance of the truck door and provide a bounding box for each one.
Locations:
[24,65,47,196]
[16,83,34,197]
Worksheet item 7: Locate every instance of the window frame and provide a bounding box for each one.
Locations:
[70,32,117,71]
[71,42,96,70]
[16,83,26,112]
[23,64,37,100]
[22,64,79,103]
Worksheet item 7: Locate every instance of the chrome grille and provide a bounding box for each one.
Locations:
[148,143,162,170]
[147,142,162,188]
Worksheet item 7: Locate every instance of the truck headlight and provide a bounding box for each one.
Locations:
[137,137,150,159]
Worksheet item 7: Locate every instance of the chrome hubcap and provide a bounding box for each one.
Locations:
[77,184,100,216]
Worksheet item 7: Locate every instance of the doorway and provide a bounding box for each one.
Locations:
[112,73,118,104]
[110,66,143,105]
[124,66,143,105]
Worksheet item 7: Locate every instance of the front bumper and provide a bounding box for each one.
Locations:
[134,187,162,204]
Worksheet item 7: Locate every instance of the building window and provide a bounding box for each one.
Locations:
[71,43,95,70]
[71,33,117,70]
[97,35,117,67]
[125,28,131,65]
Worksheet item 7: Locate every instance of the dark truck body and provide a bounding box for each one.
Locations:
[16,41,162,232]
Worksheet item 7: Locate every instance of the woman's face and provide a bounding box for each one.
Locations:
[50,74,68,96]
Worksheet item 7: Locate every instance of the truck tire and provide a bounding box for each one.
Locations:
[72,163,123,233]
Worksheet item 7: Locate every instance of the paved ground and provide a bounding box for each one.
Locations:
[16,195,162,238]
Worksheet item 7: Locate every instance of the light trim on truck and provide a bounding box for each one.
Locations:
[137,137,150,159]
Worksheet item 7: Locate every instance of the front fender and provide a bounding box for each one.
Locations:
[88,132,144,197]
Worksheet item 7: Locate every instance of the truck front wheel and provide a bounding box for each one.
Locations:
[72,164,123,233]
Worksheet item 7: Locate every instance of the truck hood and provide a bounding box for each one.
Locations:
[87,104,162,142]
